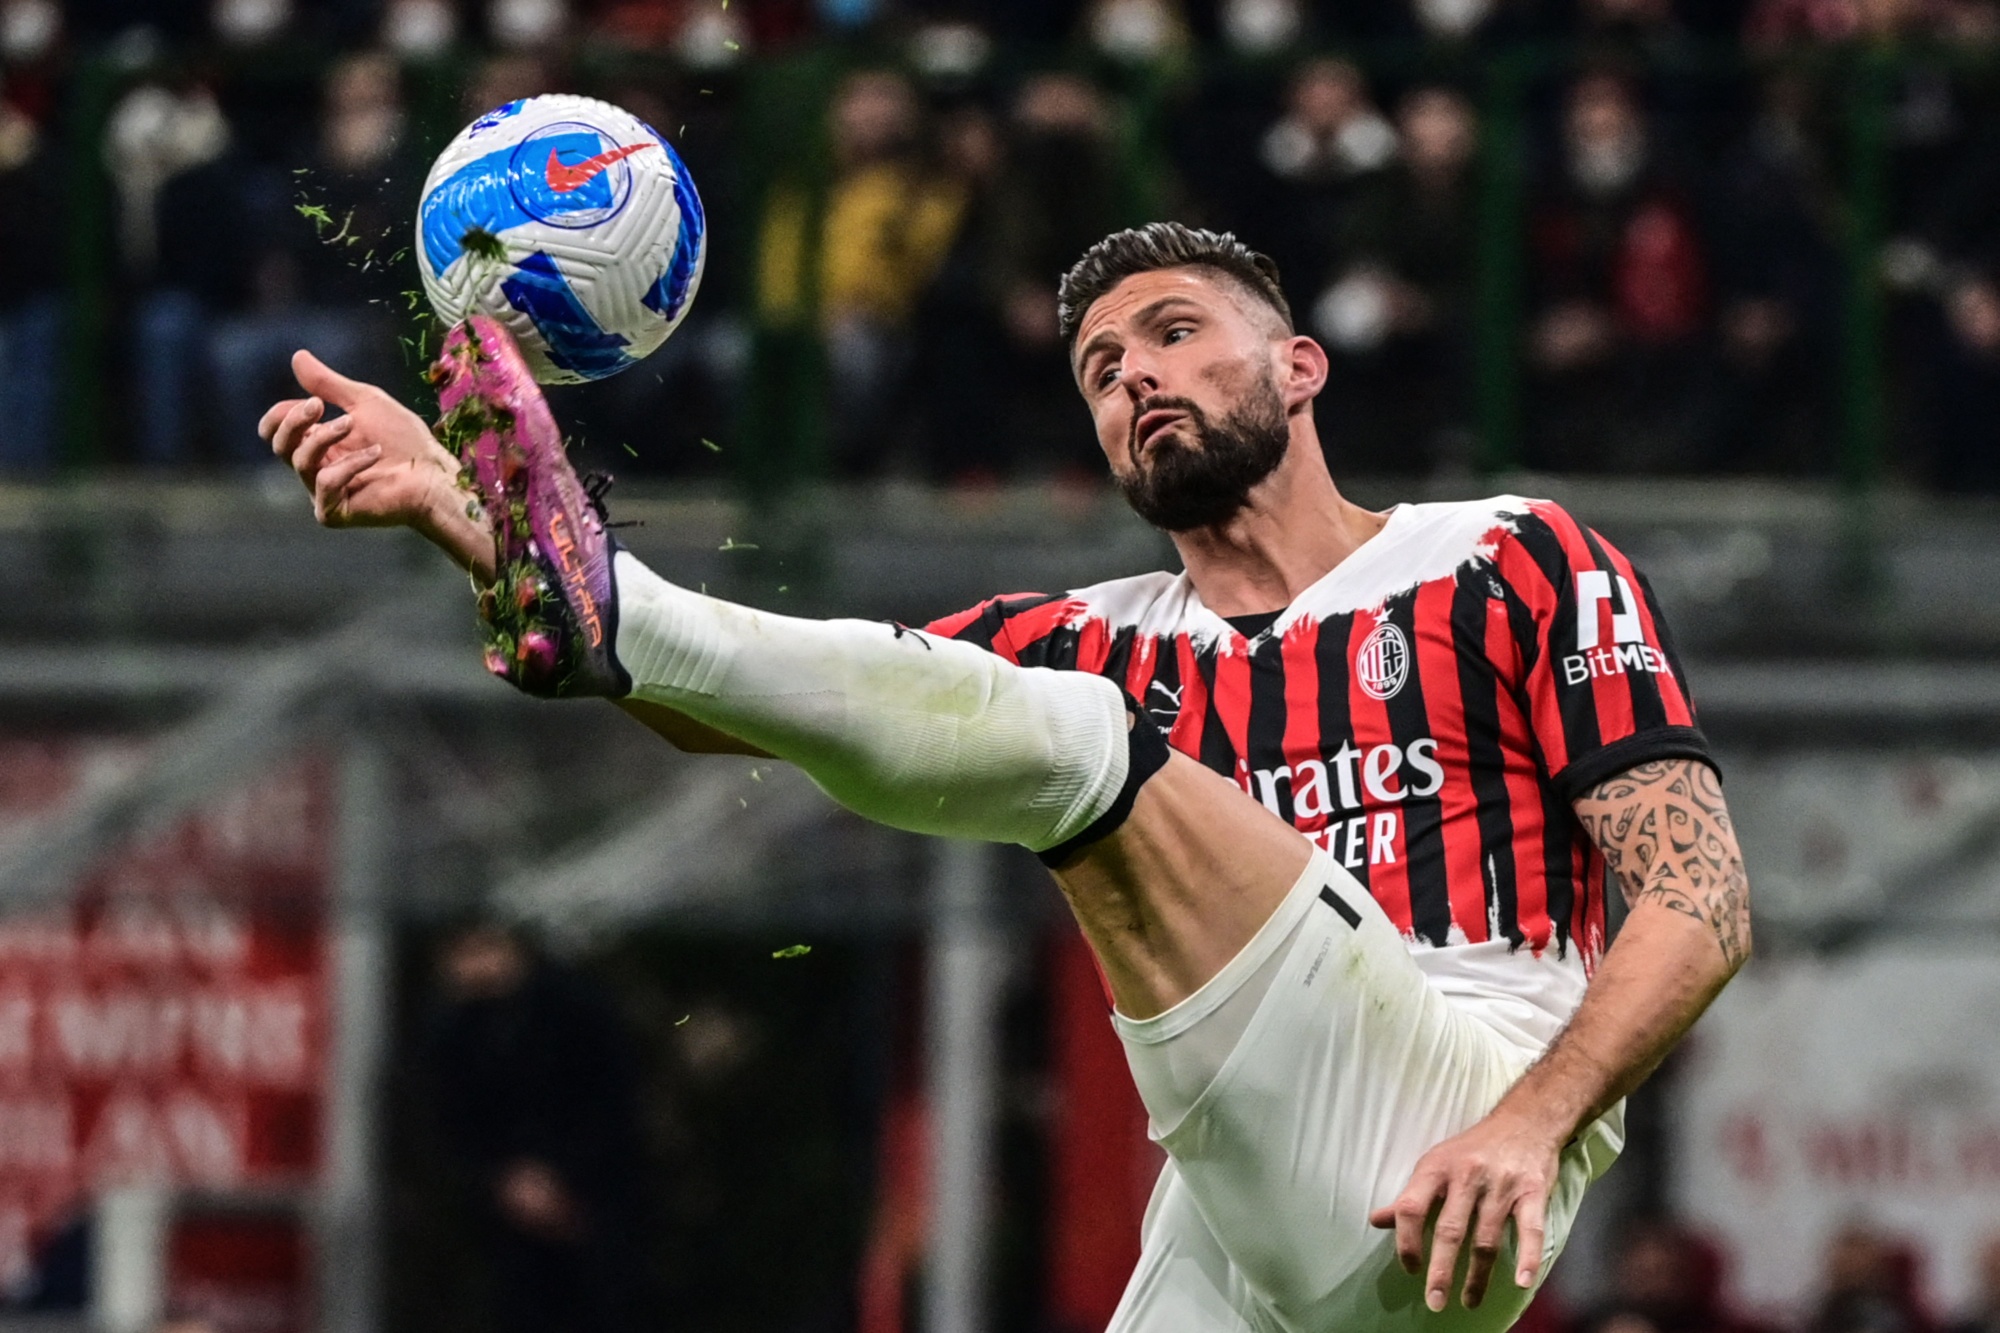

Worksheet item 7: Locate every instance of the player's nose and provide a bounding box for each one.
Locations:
[1117,350,1162,400]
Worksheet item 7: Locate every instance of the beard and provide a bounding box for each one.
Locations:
[1115,376,1291,532]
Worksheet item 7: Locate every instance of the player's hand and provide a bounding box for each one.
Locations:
[260,350,495,575]
[259,350,458,532]
[1368,1110,1562,1313]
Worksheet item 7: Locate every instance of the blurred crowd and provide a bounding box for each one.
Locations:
[9,0,2000,487]
[1564,1219,2000,1333]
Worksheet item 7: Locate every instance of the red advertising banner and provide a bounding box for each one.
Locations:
[1044,927,1159,1332]
[0,737,333,1299]
[168,1206,311,1333]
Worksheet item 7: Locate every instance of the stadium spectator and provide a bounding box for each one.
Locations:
[424,921,654,1333]
[917,71,1132,479]
[1525,69,1711,473]
[1425,0,1509,42]
[1867,46,2000,489]
[1703,67,1839,473]
[756,68,969,473]
[1573,0,1694,58]
[0,92,63,470]
[1083,0,1192,66]
[1742,0,1975,44]
[1166,43,1278,243]
[462,50,557,116]
[1946,1234,2000,1333]
[1742,0,1998,274]
[905,100,1015,481]
[380,0,459,57]
[484,0,570,50]
[0,0,65,124]
[1806,1225,1933,1333]
[1313,83,1481,473]
[1350,0,1557,47]
[113,76,237,467]
[222,51,407,460]
[134,53,408,466]
[1210,0,1308,54]
[285,52,418,311]
[1249,57,1398,312]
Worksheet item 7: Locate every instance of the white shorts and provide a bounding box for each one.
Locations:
[1106,851,1623,1333]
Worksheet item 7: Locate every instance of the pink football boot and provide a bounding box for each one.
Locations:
[431,315,631,698]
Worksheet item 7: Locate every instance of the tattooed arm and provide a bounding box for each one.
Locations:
[1575,758,1753,967]
[1496,757,1751,1119]
[1371,758,1751,1313]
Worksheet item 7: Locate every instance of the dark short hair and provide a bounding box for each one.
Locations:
[1058,222,1293,348]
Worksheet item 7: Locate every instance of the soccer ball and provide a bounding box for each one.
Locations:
[415,94,706,385]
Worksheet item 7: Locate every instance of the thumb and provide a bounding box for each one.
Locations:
[1368,1206,1396,1229]
[292,349,367,408]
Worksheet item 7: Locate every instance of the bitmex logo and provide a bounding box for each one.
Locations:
[1562,570,1668,685]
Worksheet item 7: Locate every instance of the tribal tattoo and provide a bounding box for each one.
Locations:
[1574,759,1752,970]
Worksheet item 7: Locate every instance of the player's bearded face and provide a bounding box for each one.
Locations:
[1115,372,1290,532]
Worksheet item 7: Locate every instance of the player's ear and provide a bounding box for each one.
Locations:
[1277,334,1329,409]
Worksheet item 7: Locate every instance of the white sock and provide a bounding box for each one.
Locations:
[612,549,1131,853]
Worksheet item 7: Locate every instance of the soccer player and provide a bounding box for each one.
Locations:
[261,223,1750,1333]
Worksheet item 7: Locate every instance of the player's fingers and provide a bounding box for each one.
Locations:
[292,350,368,410]
[1378,1172,1440,1276]
[292,414,355,476]
[312,446,380,525]
[1512,1189,1549,1292]
[1423,1180,1479,1313]
[259,398,305,443]
[271,397,324,462]
[1460,1187,1514,1310]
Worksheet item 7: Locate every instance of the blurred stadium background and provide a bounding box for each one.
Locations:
[3,1,2000,1332]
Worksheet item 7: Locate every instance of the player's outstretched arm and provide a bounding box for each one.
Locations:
[1370,757,1750,1313]
[260,350,497,578]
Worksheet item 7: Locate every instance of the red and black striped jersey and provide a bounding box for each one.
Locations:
[928,496,1712,1035]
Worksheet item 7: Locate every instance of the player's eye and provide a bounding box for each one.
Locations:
[1095,362,1120,389]
[1163,324,1194,344]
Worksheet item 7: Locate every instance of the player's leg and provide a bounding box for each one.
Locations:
[1106,1162,1261,1333]
[1081,839,1616,1332]
[612,546,1134,852]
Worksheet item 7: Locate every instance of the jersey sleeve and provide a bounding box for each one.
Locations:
[1497,502,1716,801]
[924,593,1085,668]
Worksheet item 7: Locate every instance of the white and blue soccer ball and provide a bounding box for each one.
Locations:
[416,94,706,385]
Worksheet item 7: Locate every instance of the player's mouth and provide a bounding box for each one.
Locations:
[1134,408,1187,457]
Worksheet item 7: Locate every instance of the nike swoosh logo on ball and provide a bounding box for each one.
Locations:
[544,142,655,193]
